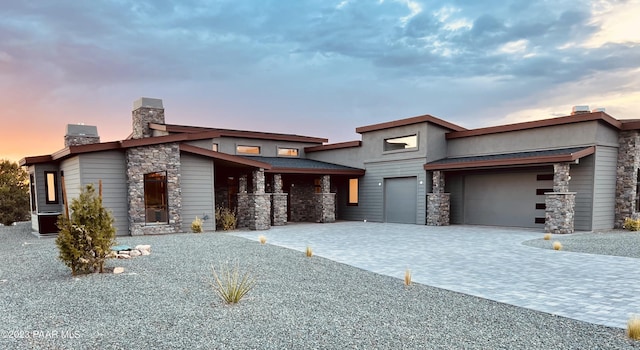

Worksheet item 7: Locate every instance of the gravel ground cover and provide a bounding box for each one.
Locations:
[1,222,639,349]
[523,230,640,258]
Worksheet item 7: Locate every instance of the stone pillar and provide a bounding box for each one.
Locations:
[236,175,249,228]
[315,175,336,223]
[248,169,271,230]
[132,97,165,139]
[615,130,640,227]
[271,174,287,226]
[427,171,450,226]
[545,192,576,234]
[544,162,575,234]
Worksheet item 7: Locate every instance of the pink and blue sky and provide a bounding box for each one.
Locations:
[2,0,639,162]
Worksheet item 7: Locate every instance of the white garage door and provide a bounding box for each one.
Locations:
[463,172,550,228]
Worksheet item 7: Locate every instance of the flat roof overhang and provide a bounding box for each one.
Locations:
[424,146,595,171]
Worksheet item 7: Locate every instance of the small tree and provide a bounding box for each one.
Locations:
[56,184,116,275]
[0,160,30,226]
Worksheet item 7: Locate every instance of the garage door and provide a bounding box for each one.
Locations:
[384,177,417,224]
[463,172,549,228]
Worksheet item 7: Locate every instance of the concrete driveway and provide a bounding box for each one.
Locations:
[235,222,640,329]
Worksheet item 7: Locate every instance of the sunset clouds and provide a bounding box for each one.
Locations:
[1,0,639,161]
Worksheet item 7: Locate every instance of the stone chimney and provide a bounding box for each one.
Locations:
[132,97,165,139]
[64,124,100,147]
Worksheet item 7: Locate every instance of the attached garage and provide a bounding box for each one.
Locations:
[462,171,551,228]
[384,177,417,224]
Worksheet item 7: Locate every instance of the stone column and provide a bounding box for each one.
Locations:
[544,163,575,234]
[271,174,287,226]
[427,171,450,226]
[615,130,640,227]
[248,169,271,230]
[236,175,249,228]
[315,175,336,223]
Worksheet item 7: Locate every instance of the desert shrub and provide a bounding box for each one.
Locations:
[543,233,552,240]
[552,241,563,251]
[623,217,640,231]
[215,207,237,231]
[258,235,267,244]
[56,184,116,275]
[0,160,30,226]
[210,262,256,304]
[404,269,412,286]
[305,246,313,257]
[191,216,203,233]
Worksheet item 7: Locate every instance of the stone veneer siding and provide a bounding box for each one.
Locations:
[545,192,576,234]
[126,143,182,235]
[271,174,287,226]
[615,130,640,227]
[237,170,271,230]
[64,135,100,147]
[132,106,165,139]
[314,175,335,223]
[544,163,575,234]
[426,171,450,226]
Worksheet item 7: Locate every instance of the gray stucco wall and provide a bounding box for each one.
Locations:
[447,121,610,157]
[180,153,215,232]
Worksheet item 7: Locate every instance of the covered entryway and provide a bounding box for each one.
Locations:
[384,177,417,224]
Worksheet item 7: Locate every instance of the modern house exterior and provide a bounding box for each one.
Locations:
[21,98,640,236]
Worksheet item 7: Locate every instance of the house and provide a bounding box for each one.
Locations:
[20,98,640,236]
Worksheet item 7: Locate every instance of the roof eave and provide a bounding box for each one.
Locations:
[424,146,595,171]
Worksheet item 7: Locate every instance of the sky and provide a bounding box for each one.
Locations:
[1,0,640,163]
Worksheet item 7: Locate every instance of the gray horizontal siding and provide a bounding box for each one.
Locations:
[569,154,595,231]
[339,158,428,224]
[181,154,215,232]
[78,152,128,236]
[592,146,617,230]
[60,157,81,211]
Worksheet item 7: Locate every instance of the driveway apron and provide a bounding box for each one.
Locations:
[235,222,640,329]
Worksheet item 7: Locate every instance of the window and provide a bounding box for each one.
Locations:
[278,147,299,157]
[236,145,260,155]
[384,135,417,151]
[212,143,218,152]
[44,171,58,204]
[30,174,36,211]
[348,178,359,205]
[144,172,168,223]
[314,178,321,193]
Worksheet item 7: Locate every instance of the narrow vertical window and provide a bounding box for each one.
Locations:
[144,172,168,223]
[30,174,36,211]
[44,171,58,204]
[314,178,321,193]
[348,178,359,205]
[212,143,218,152]
[636,170,640,211]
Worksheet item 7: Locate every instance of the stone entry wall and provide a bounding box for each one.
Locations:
[271,174,287,226]
[126,143,182,235]
[615,130,640,227]
[237,170,271,230]
[426,171,450,226]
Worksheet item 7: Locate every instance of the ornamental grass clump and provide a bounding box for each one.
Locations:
[191,216,203,233]
[628,316,640,340]
[553,241,563,251]
[543,233,552,240]
[258,235,267,244]
[215,207,237,231]
[306,246,313,257]
[210,262,256,304]
[404,269,412,287]
[56,184,116,275]
[623,217,640,231]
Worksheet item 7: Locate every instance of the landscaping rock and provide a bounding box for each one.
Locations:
[113,267,124,274]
